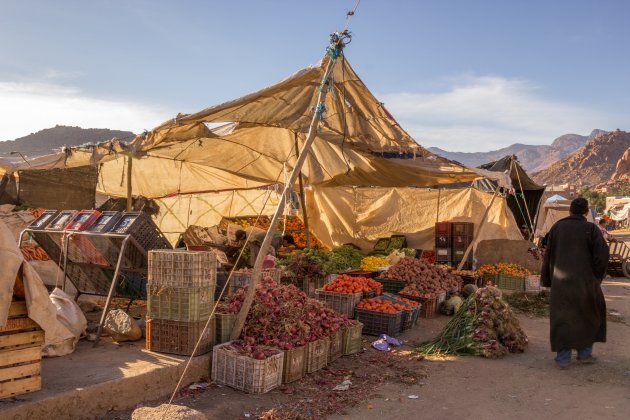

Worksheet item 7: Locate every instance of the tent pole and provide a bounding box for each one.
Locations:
[126,154,133,212]
[230,50,342,340]
[457,185,501,270]
[294,134,311,248]
[435,187,441,223]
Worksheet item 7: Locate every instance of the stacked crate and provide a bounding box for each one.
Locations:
[451,222,474,270]
[146,250,217,356]
[434,222,474,269]
[0,301,44,399]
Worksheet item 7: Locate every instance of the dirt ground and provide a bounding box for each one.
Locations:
[115,278,630,420]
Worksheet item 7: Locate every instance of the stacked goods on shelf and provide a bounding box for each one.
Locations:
[211,340,284,394]
[475,263,532,292]
[216,276,353,388]
[418,286,528,358]
[146,250,217,356]
[0,300,44,399]
[316,274,383,317]
[355,298,405,335]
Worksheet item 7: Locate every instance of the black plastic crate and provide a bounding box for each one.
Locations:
[28,210,59,230]
[355,308,402,336]
[375,277,406,294]
[435,248,451,261]
[387,235,407,250]
[45,210,78,231]
[435,234,451,248]
[452,222,474,236]
[87,211,123,233]
[435,222,452,235]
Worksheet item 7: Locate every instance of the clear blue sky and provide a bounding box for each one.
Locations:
[1,0,628,151]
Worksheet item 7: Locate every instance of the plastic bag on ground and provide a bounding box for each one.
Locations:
[43,287,88,357]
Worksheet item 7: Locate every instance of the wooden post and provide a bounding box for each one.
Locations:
[126,154,133,211]
[294,134,311,248]
[435,187,441,224]
[457,185,501,270]
[230,52,341,340]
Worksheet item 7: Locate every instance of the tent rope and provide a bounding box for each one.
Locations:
[511,159,535,234]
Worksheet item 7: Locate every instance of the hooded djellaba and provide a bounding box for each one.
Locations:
[541,197,609,362]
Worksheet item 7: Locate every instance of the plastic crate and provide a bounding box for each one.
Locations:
[111,212,172,258]
[306,337,330,373]
[146,318,214,356]
[435,222,452,235]
[281,276,319,297]
[480,273,498,287]
[452,222,474,236]
[342,322,363,355]
[496,275,526,292]
[148,250,217,287]
[87,211,123,233]
[345,271,374,278]
[328,330,343,363]
[28,210,59,230]
[375,277,406,294]
[65,210,101,231]
[525,275,541,293]
[147,285,214,321]
[387,235,407,250]
[215,313,236,345]
[355,308,403,336]
[378,293,420,332]
[398,293,438,319]
[211,342,283,394]
[45,210,78,231]
[315,290,362,318]
[282,345,307,384]
[0,301,44,399]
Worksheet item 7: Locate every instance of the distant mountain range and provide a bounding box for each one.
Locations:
[533,129,630,186]
[0,125,135,158]
[429,129,607,172]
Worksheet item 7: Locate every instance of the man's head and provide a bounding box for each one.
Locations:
[599,219,607,226]
[282,234,295,247]
[569,197,589,215]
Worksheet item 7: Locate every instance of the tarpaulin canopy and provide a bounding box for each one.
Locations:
[306,186,522,250]
[535,199,595,237]
[0,55,511,198]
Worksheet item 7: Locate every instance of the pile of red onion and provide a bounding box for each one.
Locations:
[220,277,350,350]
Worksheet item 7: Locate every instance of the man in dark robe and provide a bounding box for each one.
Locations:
[541,197,609,369]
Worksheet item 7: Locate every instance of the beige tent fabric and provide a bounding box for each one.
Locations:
[306,186,522,250]
[534,200,595,237]
[0,219,75,348]
[154,188,283,245]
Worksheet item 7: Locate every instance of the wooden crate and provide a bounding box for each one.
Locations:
[0,301,44,399]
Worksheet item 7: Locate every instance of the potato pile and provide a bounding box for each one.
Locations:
[380,257,463,294]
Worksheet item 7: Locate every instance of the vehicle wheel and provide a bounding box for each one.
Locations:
[622,258,630,279]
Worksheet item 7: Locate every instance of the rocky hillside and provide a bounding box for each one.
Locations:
[0,125,135,157]
[429,130,605,172]
[533,129,630,186]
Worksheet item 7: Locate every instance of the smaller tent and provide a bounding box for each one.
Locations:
[476,155,545,236]
[535,197,595,238]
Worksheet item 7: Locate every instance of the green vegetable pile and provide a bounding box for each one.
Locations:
[418,286,528,358]
[294,245,364,275]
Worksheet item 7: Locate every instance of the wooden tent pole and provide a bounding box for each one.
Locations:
[435,187,441,223]
[294,134,311,248]
[230,49,342,340]
[457,185,501,270]
[126,154,133,211]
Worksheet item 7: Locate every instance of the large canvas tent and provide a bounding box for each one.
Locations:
[0,54,517,248]
[476,155,545,235]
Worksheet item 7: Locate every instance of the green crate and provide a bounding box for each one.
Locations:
[147,285,214,321]
[215,313,236,344]
[328,330,343,363]
[282,345,307,384]
[306,337,330,373]
[496,275,526,292]
[342,322,363,355]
